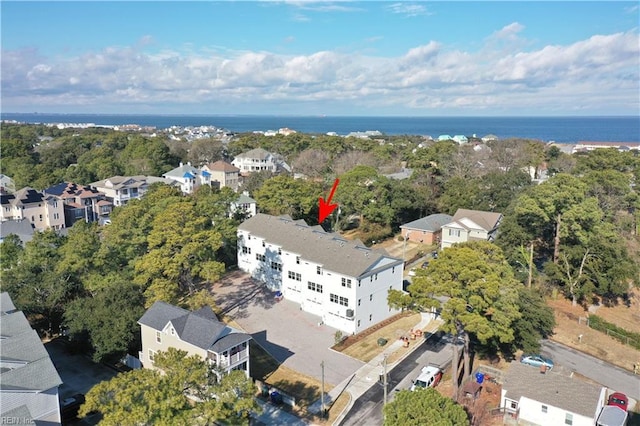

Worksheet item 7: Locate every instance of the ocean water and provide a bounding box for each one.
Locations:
[2,113,639,143]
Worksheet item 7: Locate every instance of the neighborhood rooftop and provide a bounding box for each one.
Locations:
[0,292,62,393]
[503,362,603,418]
[451,208,502,231]
[238,213,403,278]
[401,213,454,232]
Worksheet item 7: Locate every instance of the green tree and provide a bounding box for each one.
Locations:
[253,175,321,223]
[64,280,145,362]
[408,241,521,396]
[387,289,413,312]
[511,288,555,354]
[80,348,258,425]
[383,388,469,426]
[0,230,71,336]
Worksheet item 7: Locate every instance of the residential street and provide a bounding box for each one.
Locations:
[340,333,456,426]
[542,340,640,400]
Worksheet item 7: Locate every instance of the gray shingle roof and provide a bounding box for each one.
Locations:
[238,214,403,278]
[0,299,62,392]
[235,148,271,160]
[503,362,603,418]
[401,214,454,233]
[451,208,502,232]
[0,292,17,314]
[138,302,249,352]
[0,219,35,244]
[163,164,200,179]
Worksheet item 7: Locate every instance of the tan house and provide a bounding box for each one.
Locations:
[400,213,453,245]
[440,208,503,249]
[138,302,251,378]
[0,187,65,231]
[201,160,240,191]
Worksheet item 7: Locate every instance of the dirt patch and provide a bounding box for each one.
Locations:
[332,313,421,362]
[548,297,640,373]
[592,289,640,335]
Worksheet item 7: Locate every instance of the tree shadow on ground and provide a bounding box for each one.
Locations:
[211,275,275,319]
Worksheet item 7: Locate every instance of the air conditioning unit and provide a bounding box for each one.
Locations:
[346,309,354,318]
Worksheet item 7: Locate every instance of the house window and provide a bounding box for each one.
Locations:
[565,414,573,425]
[510,401,517,410]
[242,246,251,254]
[357,320,361,327]
[341,278,352,288]
[148,349,156,362]
[256,253,266,262]
[358,299,361,306]
[370,294,373,301]
[156,331,162,343]
[308,282,323,293]
[262,241,265,247]
[170,327,175,336]
[369,314,372,321]
[288,271,301,281]
[448,229,461,237]
[392,266,395,273]
[317,266,322,275]
[375,274,378,280]
[278,248,282,255]
[541,405,548,413]
[271,262,282,271]
[330,294,348,306]
[296,256,300,264]
[358,280,361,287]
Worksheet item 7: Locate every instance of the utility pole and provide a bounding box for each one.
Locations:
[382,353,388,406]
[528,241,534,288]
[321,361,325,418]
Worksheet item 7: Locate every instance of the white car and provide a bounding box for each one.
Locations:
[410,366,443,391]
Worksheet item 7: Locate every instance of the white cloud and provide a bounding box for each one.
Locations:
[492,22,525,40]
[385,3,431,17]
[2,29,639,115]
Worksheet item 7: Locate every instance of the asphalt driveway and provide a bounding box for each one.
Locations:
[212,271,364,387]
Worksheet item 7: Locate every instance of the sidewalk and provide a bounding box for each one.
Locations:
[308,313,443,425]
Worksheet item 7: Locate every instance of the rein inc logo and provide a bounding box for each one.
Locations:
[0,418,35,425]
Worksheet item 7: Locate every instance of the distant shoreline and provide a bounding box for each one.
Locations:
[2,113,639,143]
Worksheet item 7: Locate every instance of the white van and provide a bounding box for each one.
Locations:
[410,365,443,391]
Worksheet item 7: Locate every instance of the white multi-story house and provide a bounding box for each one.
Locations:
[237,214,404,334]
[440,208,503,249]
[90,175,175,207]
[0,187,65,231]
[162,163,201,194]
[0,292,63,424]
[232,148,290,175]
[201,160,241,191]
[138,302,251,378]
[501,362,606,426]
[230,193,257,219]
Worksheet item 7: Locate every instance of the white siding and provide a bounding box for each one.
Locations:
[237,230,403,335]
[517,396,595,426]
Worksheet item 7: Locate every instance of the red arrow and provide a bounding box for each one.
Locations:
[318,178,340,223]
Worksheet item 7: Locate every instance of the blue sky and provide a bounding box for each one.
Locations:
[2,1,639,116]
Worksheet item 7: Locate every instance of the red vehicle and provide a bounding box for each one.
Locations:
[607,392,628,411]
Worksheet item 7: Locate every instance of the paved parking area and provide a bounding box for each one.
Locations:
[212,271,364,387]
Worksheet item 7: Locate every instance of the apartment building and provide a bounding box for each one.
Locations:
[237,214,404,334]
[0,187,65,231]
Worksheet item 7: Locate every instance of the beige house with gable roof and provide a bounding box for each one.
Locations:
[440,208,503,249]
[138,302,251,378]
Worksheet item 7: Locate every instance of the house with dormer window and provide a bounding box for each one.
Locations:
[201,160,240,191]
[237,214,404,334]
[440,208,503,249]
[232,148,290,176]
[138,302,251,378]
[0,187,65,230]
